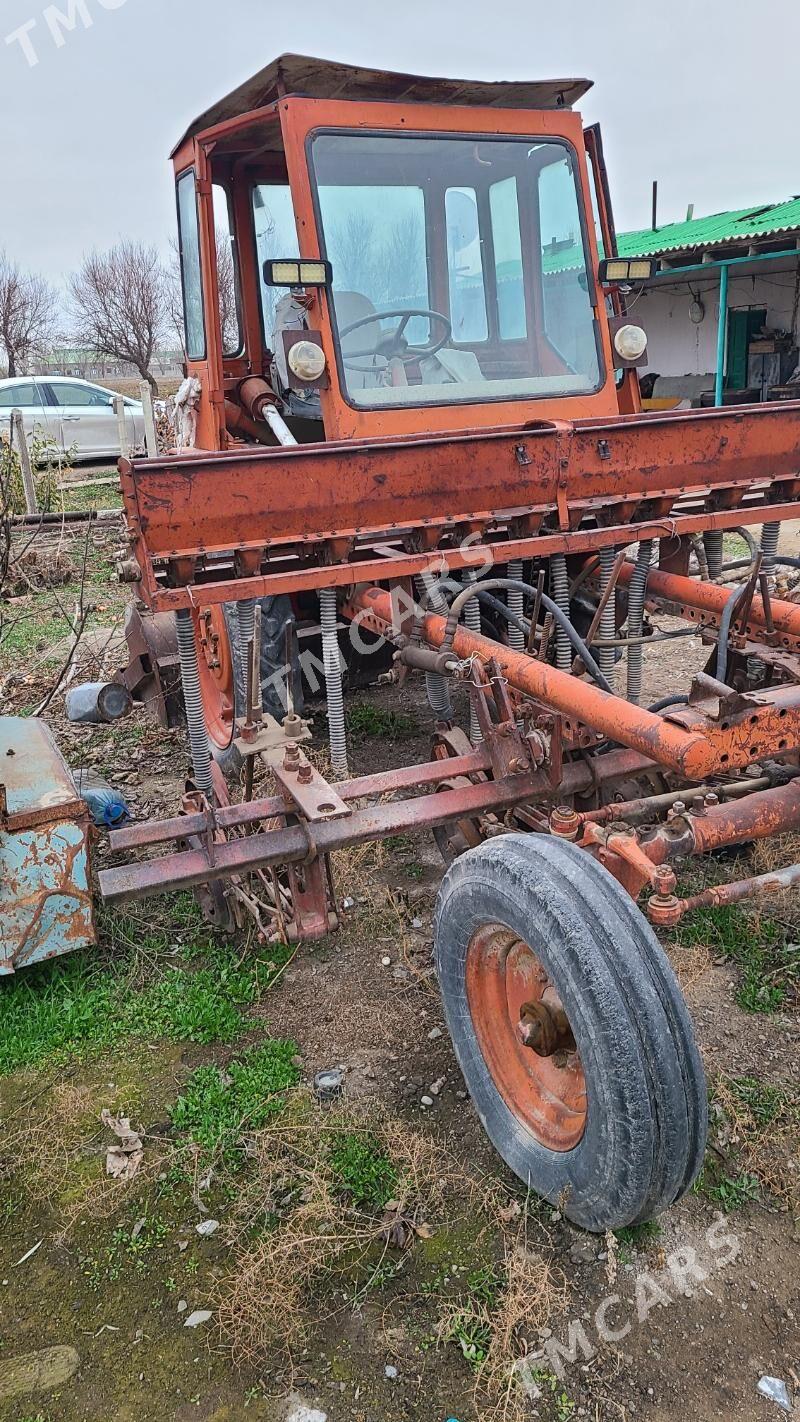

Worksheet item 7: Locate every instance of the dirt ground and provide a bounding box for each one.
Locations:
[0,518,799,1422]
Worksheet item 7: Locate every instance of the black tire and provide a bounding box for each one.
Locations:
[214,596,303,777]
[434,834,707,1232]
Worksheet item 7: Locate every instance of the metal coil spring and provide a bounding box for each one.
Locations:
[416,575,453,719]
[549,553,572,672]
[625,539,653,705]
[175,608,213,795]
[462,569,483,743]
[506,561,525,652]
[760,520,781,578]
[236,598,257,699]
[597,547,617,690]
[703,529,724,580]
[319,587,349,778]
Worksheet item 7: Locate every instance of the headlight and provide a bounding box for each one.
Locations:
[287,340,327,382]
[613,324,648,362]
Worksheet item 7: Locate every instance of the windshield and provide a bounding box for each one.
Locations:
[310,131,602,410]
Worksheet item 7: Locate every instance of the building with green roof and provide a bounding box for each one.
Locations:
[615,198,800,403]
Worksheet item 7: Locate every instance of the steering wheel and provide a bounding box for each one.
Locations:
[338,307,452,371]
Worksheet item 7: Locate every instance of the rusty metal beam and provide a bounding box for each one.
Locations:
[131,499,800,612]
[99,747,658,905]
[617,560,800,647]
[688,777,800,853]
[350,586,748,780]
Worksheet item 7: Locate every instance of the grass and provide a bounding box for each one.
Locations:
[0,900,293,1075]
[695,1166,761,1213]
[59,480,122,514]
[671,902,794,1013]
[701,1072,800,1210]
[529,1370,576,1421]
[215,1098,456,1374]
[346,701,418,739]
[438,1264,503,1369]
[327,1129,398,1209]
[170,1042,301,1162]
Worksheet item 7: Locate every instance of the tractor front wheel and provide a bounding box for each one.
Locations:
[434,834,707,1232]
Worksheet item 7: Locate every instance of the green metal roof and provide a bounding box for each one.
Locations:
[618,197,800,259]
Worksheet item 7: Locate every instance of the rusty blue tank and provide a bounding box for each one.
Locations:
[0,717,95,974]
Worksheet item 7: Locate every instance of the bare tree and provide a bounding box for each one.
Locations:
[329,213,381,300]
[166,227,237,358]
[165,238,188,357]
[70,241,167,397]
[0,251,56,377]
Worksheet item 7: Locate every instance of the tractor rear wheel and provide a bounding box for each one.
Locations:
[434,834,707,1232]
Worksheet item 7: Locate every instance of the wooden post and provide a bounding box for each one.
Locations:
[11,409,38,515]
[139,381,158,457]
[113,394,129,459]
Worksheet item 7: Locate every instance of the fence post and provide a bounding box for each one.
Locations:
[139,382,159,457]
[11,409,38,515]
[113,394,129,459]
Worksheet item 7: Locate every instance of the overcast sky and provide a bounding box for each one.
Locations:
[1,0,797,281]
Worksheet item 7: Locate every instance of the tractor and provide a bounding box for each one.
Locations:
[104,54,800,1232]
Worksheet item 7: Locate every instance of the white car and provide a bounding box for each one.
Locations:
[0,375,145,462]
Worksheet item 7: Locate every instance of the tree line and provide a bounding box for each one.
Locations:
[0,234,237,397]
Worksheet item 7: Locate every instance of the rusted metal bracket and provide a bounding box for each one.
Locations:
[272,744,350,822]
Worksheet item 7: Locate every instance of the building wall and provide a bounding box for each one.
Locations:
[636,265,800,378]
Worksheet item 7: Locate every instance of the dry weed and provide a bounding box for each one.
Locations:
[670,943,713,993]
[483,1238,567,1422]
[2,1082,96,1202]
[215,1093,458,1377]
[713,1071,800,1208]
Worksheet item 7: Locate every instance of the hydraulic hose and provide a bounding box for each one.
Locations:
[441,577,613,695]
[723,555,800,573]
[715,583,747,683]
[649,694,690,714]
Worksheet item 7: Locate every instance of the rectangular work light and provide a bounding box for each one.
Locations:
[599,257,655,284]
[263,259,332,288]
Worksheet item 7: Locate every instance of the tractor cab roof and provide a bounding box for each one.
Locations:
[173,52,592,153]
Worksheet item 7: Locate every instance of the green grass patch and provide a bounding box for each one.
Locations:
[59,481,122,514]
[529,1370,575,1421]
[614,1218,661,1248]
[346,702,418,739]
[0,900,293,1075]
[671,903,793,1013]
[0,606,72,659]
[694,1165,761,1213]
[726,1074,797,1127]
[439,1264,503,1369]
[327,1130,398,1209]
[170,1041,300,1160]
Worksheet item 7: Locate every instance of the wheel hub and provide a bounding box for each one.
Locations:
[465,925,587,1152]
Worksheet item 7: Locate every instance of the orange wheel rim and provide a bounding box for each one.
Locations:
[465,924,587,1152]
[193,605,236,750]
